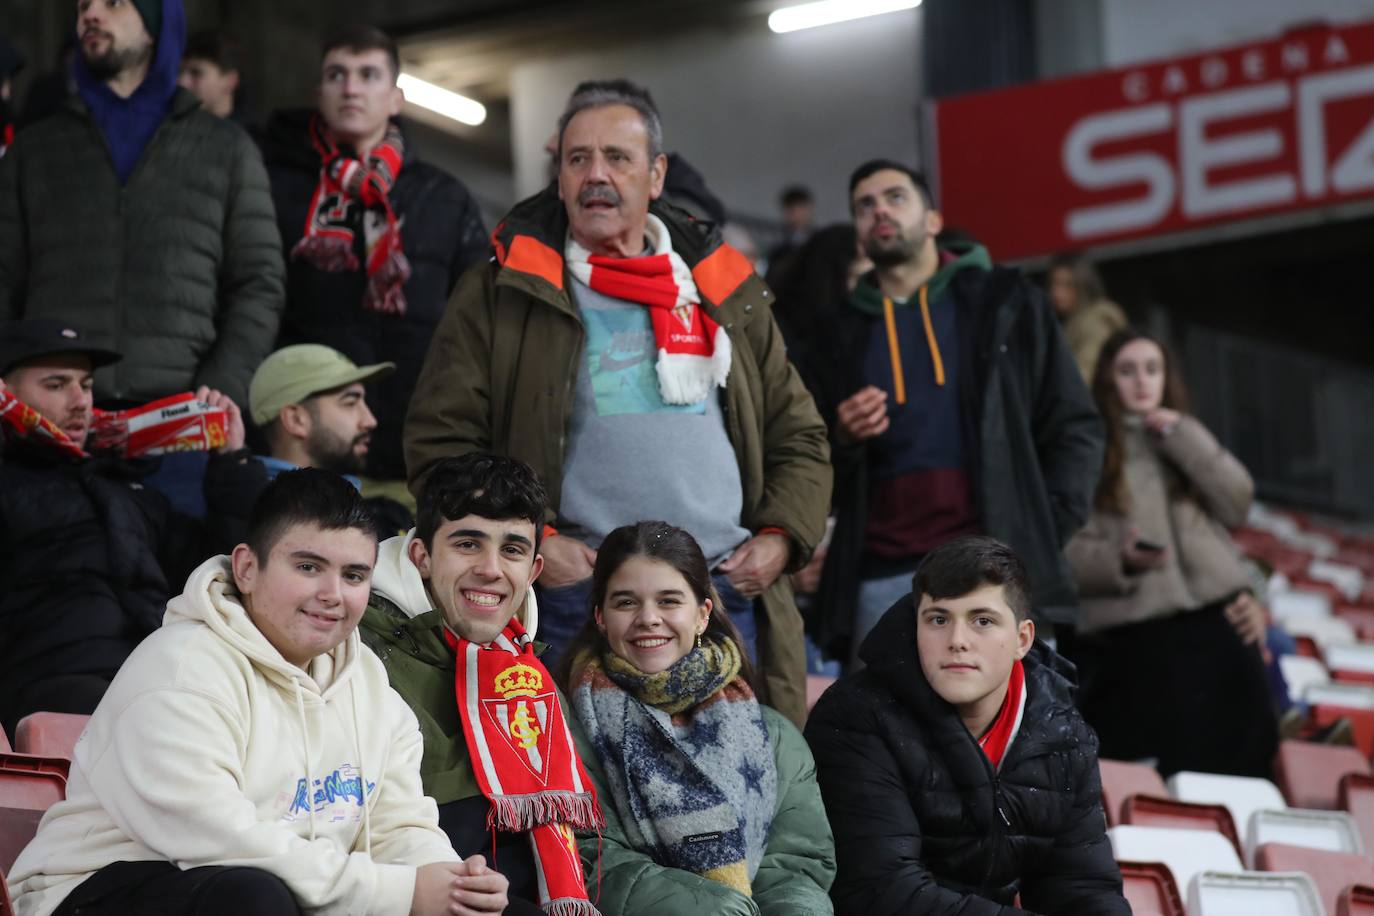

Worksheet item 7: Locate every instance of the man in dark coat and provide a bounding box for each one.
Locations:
[0,319,268,736]
[0,0,284,409]
[262,24,488,486]
[803,159,1102,663]
[806,536,1129,915]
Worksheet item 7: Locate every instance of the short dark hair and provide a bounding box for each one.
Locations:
[246,468,377,562]
[321,24,399,82]
[184,29,241,73]
[848,159,935,210]
[415,453,549,549]
[913,536,1032,621]
[779,185,813,208]
[557,78,664,160]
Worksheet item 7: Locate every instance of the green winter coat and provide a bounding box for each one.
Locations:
[581,703,836,916]
[0,89,284,407]
[404,188,832,726]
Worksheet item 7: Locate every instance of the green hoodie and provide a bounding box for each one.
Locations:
[847,241,991,315]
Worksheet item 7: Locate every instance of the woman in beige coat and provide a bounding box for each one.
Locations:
[1067,328,1277,778]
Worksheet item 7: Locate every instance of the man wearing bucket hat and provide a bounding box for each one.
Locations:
[0,318,266,736]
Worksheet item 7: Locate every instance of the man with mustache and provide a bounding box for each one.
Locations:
[405,79,831,728]
[0,0,283,410]
[0,318,267,736]
[799,160,1103,668]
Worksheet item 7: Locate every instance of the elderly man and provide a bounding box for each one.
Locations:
[405,80,830,726]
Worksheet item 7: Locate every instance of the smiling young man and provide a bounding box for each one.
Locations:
[360,452,604,916]
[261,25,487,489]
[8,469,510,916]
[805,536,1129,915]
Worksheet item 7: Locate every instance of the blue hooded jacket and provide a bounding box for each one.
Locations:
[74,0,186,183]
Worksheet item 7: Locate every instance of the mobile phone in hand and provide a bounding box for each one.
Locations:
[1134,539,1165,554]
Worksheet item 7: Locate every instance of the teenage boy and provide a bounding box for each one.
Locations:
[7,469,509,916]
[805,536,1129,915]
[360,453,603,916]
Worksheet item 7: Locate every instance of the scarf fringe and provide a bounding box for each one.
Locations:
[654,327,731,405]
[544,898,601,916]
[291,235,360,272]
[486,790,604,834]
[362,250,412,315]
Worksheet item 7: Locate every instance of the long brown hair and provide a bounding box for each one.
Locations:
[1091,328,1193,514]
[552,521,758,692]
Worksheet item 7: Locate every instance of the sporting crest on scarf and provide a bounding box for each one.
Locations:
[483,662,559,784]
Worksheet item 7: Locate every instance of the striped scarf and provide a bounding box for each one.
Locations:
[447,619,603,915]
[572,638,776,897]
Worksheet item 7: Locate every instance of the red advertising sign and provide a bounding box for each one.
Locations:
[932,21,1374,260]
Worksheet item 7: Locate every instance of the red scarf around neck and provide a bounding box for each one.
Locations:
[978,659,1027,771]
[446,619,602,915]
[0,389,227,460]
[292,113,411,316]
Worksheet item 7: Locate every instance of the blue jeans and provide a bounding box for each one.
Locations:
[535,573,758,673]
[851,571,915,669]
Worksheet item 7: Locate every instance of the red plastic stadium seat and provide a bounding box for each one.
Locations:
[0,758,67,873]
[1340,773,1374,853]
[1275,740,1371,809]
[1118,860,1185,916]
[14,713,89,761]
[1099,759,1168,826]
[1336,604,1374,642]
[1340,884,1374,915]
[1256,842,1374,916]
[0,730,8,753]
[1120,796,1243,860]
[1313,707,1374,758]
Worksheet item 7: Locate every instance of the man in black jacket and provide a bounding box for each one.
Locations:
[262,24,488,488]
[806,536,1129,915]
[0,319,268,736]
[804,159,1102,663]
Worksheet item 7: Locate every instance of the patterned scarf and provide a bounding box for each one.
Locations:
[292,113,411,316]
[446,619,603,916]
[0,389,227,460]
[978,659,1027,770]
[565,214,731,405]
[572,638,777,897]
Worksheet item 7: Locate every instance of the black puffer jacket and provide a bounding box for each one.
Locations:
[805,596,1129,915]
[0,439,268,733]
[262,110,489,481]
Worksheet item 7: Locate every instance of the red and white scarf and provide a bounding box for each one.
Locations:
[978,659,1027,771]
[292,114,411,316]
[565,215,731,405]
[0,390,227,460]
[447,618,602,915]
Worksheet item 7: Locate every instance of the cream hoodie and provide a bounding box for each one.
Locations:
[8,556,458,916]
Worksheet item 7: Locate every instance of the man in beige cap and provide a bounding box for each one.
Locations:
[250,343,393,486]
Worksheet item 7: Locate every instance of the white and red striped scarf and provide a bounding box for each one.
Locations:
[565,215,731,405]
[292,114,411,316]
[446,618,602,916]
[978,659,1027,770]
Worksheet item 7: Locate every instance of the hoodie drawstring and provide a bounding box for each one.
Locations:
[918,285,946,386]
[293,678,317,841]
[350,679,373,854]
[881,296,907,405]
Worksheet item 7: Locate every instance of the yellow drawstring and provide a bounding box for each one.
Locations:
[882,297,907,405]
[919,285,946,387]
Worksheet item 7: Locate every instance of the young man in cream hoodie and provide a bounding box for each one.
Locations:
[7,469,509,916]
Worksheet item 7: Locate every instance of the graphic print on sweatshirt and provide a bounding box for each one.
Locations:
[582,306,707,417]
[278,764,377,825]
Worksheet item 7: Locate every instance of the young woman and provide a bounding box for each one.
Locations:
[557,521,835,916]
[1045,252,1127,382]
[1067,329,1277,777]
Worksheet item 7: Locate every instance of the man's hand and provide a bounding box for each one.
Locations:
[195,386,246,453]
[450,854,510,915]
[719,532,792,599]
[791,542,827,596]
[1225,591,1269,648]
[835,385,889,446]
[411,862,463,916]
[538,534,597,588]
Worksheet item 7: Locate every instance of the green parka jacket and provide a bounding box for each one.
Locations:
[0,89,284,407]
[403,188,831,726]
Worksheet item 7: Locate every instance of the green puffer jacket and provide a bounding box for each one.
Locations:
[0,90,284,407]
[582,703,836,916]
[404,188,832,726]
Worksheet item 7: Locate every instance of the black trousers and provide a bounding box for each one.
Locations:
[1076,600,1279,778]
[51,862,300,916]
[438,797,545,916]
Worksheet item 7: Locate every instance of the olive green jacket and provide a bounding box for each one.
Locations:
[403,189,832,726]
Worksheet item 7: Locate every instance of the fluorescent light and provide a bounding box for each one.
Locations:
[397,73,487,127]
[768,0,921,34]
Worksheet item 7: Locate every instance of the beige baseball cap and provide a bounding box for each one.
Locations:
[249,345,395,426]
